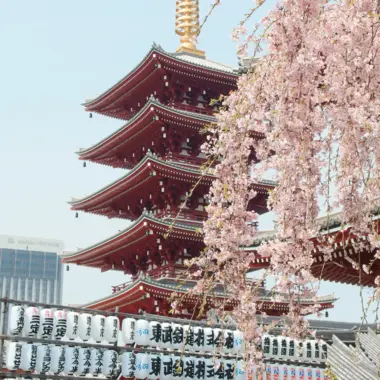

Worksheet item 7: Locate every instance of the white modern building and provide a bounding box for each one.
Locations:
[0,235,64,304]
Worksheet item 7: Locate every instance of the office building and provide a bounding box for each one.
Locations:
[0,235,64,304]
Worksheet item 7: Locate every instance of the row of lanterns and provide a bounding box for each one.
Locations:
[8,306,244,354]
[5,342,118,377]
[262,336,327,363]
[263,364,328,380]
[5,342,328,380]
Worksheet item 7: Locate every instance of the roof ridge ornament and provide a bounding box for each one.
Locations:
[175,0,206,58]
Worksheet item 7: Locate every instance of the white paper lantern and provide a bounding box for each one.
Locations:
[161,322,173,349]
[39,309,54,340]
[320,341,328,360]
[272,364,280,379]
[295,340,305,359]
[233,330,244,354]
[149,320,162,346]
[161,354,174,380]
[296,366,306,380]
[23,307,40,338]
[148,354,161,380]
[172,323,184,350]
[90,348,104,376]
[288,339,296,359]
[5,342,23,370]
[36,344,51,374]
[193,327,205,352]
[313,368,322,379]
[303,339,315,362]
[135,319,150,346]
[122,352,136,378]
[214,359,224,380]
[8,305,25,336]
[213,329,223,351]
[78,313,92,341]
[66,311,79,340]
[204,358,214,380]
[50,345,65,374]
[64,346,79,374]
[122,317,136,344]
[92,314,106,342]
[203,328,215,353]
[305,367,313,380]
[223,330,234,353]
[52,310,67,340]
[262,334,271,356]
[20,343,38,372]
[172,355,184,379]
[135,353,150,379]
[183,356,196,380]
[194,357,206,380]
[223,360,234,380]
[183,325,195,351]
[289,366,297,379]
[77,347,92,375]
[279,336,288,358]
[279,365,289,380]
[234,361,245,380]
[102,349,118,377]
[270,337,279,357]
[264,363,271,378]
[105,316,119,343]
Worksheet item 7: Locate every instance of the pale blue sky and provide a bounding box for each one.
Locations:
[0,1,373,322]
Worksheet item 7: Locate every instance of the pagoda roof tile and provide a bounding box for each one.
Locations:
[60,214,200,262]
[83,43,238,109]
[82,274,337,310]
[69,154,216,207]
[69,154,276,209]
[77,99,216,157]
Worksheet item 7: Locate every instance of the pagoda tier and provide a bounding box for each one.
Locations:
[81,276,336,318]
[249,213,380,287]
[78,100,216,169]
[83,44,238,120]
[63,213,380,286]
[69,155,274,223]
[62,215,205,279]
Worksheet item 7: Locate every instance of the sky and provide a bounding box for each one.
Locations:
[0,1,376,323]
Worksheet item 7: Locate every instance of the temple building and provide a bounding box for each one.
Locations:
[61,1,336,319]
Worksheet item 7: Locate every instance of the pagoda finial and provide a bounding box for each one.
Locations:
[175,0,205,58]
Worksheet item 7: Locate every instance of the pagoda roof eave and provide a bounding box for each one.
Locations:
[81,276,337,311]
[77,99,216,158]
[68,155,216,209]
[60,214,201,264]
[83,44,239,111]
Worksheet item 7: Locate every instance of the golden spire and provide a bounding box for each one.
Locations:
[175,0,205,58]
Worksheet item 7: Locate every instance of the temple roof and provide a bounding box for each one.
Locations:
[328,330,380,380]
[77,99,216,168]
[60,214,203,268]
[81,275,336,317]
[69,154,275,219]
[248,212,380,287]
[83,44,239,119]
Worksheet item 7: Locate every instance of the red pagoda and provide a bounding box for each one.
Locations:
[61,0,336,317]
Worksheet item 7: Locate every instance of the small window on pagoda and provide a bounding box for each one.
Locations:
[289,340,295,357]
[306,342,312,358]
[272,338,279,356]
[315,343,320,359]
[281,338,287,356]
[263,337,270,354]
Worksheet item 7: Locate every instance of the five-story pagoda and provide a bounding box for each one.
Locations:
[61,0,336,318]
